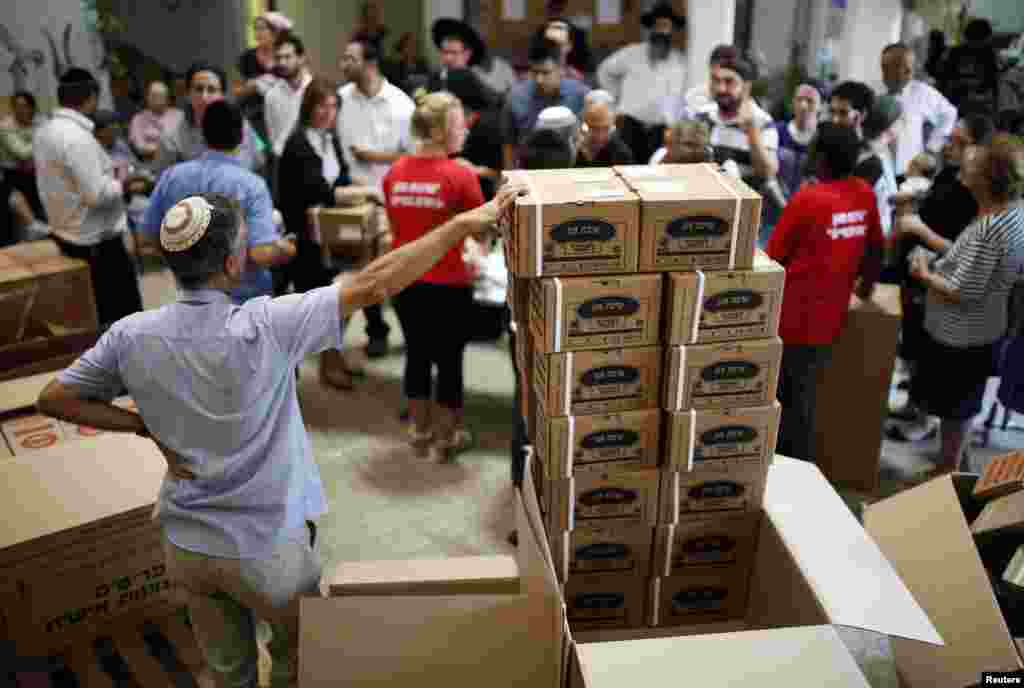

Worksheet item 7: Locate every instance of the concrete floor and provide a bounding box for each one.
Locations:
[139,265,1024,687]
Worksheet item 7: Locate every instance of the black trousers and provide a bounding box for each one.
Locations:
[777,343,833,464]
[619,115,665,167]
[54,233,143,329]
[392,282,472,409]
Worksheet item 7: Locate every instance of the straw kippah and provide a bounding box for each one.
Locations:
[161,197,213,253]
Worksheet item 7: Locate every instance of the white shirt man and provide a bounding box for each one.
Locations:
[264,34,313,156]
[337,39,415,190]
[877,44,957,175]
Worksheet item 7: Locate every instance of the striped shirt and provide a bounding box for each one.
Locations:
[697,102,778,186]
[925,206,1024,347]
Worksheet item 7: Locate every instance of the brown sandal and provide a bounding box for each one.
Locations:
[320,349,355,390]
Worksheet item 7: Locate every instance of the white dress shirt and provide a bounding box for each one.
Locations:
[306,128,341,187]
[597,43,687,126]
[336,79,414,191]
[265,71,313,156]
[879,79,957,175]
[33,108,126,246]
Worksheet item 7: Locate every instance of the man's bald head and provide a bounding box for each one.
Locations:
[147,81,170,114]
[582,99,615,154]
[881,43,914,94]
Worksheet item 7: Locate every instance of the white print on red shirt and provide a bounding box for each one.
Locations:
[391,181,445,208]
[827,209,867,240]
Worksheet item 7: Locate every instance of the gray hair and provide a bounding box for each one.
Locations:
[584,89,615,111]
[161,193,245,288]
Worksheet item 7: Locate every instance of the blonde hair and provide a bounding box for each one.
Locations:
[410,91,462,146]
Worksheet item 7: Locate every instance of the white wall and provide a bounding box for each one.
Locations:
[840,0,902,85]
[750,0,800,77]
[423,0,462,64]
[0,0,111,110]
[687,1,736,92]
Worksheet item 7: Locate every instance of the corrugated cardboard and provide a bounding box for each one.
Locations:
[972,490,1024,538]
[814,285,901,492]
[663,338,782,412]
[664,403,780,472]
[502,170,640,277]
[536,409,662,481]
[612,164,760,272]
[514,327,536,437]
[0,371,60,416]
[298,449,565,688]
[327,556,520,597]
[653,513,761,577]
[571,626,874,688]
[535,346,662,417]
[551,522,655,582]
[649,568,752,626]
[530,274,662,353]
[865,474,1023,686]
[659,463,767,524]
[663,251,784,345]
[1,414,65,455]
[974,451,1024,500]
[549,467,661,531]
[564,572,649,631]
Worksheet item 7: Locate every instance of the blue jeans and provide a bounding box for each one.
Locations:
[162,527,322,688]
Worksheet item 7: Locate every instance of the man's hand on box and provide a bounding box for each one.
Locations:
[465,183,524,242]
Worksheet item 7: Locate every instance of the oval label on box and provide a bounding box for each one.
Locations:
[705,289,763,312]
[582,366,640,387]
[688,481,745,500]
[579,487,639,506]
[22,432,59,449]
[550,218,616,243]
[574,593,626,610]
[666,216,728,239]
[682,535,737,555]
[701,361,760,382]
[577,296,640,319]
[581,429,638,450]
[672,587,729,610]
[577,543,631,561]
[701,425,758,446]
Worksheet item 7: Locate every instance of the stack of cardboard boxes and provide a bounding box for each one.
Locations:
[504,164,785,632]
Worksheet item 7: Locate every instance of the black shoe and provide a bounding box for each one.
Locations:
[507,531,518,547]
[365,338,389,359]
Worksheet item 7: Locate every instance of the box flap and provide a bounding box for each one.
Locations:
[972,489,1024,538]
[573,625,871,688]
[0,434,164,549]
[327,555,520,596]
[865,475,1021,686]
[0,371,59,415]
[763,457,941,644]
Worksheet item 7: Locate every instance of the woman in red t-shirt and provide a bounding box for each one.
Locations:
[384,91,485,462]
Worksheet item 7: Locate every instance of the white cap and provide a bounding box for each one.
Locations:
[161,196,213,253]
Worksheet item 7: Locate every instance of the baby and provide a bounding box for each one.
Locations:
[891,151,939,217]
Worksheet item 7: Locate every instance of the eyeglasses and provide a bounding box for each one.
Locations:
[191,84,222,95]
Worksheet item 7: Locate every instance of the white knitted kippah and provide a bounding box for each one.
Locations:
[161,196,213,253]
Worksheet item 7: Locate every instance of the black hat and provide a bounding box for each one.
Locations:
[90,109,122,130]
[641,2,686,30]
[431,18,487,67]
[440,68,494,111]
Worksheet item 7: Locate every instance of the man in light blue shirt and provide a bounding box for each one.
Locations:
[501,37,589,169]
[37,185,520,688]
[142,100,295,303]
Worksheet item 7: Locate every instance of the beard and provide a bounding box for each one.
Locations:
[715,94,740,116]
[649,34,672,62]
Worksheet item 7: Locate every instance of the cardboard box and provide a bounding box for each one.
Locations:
[0,371,60,416]
[530,274,662,353]
[327,556,520,597]
[865,474,1021,687]
[308,204,386,266]
[612,164,760,272]
[535,409,662,481]
[659,463,767,524]
[814,285,901,492]
[551,522,655,582]
[534,346,662,417]
[649,568,752,627]
[564,572,649,631]
[972,490,1024,538]
[502,170,640,277]
[508,273,531,329]
[663,338,782,412]
[974,451,1024,500]
[571,626,876,688]
[0,414,65,455]
[549,467,661,531]
[663,251,785,345]
[664,403,780,472]
[653,513,761,577]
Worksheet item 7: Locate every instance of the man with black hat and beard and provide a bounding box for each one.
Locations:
[597,2,687,164]
[429,18,517,103]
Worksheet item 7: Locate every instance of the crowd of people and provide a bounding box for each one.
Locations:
[1,3,1022,685]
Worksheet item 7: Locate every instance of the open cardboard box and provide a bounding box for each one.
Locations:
[559,456,942,687]
[865,473,1024,686]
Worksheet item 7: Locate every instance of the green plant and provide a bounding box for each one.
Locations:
[83,0,129,80]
